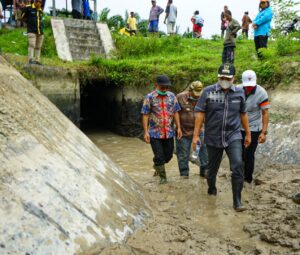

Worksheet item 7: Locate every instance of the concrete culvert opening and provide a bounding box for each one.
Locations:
[80,79,144,136]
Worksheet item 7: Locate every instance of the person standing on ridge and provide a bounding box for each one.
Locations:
[127,11,138,36]
[148,0,164,34]
[221,5,232,38]
[222,13,241,64]
[22,0,44,65]
[237,70,270,185]
[141,75,182,184]
[191,10,204,38]
[164,0,177,35]
[176,81,208,178]
[252,0,273,58]
[242,11,252,38]
[192,63,251,212]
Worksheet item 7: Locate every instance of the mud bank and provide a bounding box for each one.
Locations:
[88,132,300,255]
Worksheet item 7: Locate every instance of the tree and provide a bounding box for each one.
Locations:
[272,0,299,28]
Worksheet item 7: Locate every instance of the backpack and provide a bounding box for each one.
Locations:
[195,16,204,27]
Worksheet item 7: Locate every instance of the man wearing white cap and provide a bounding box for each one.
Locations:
[238,70,270,184]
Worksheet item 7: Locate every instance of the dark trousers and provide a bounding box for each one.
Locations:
[254,35,269,58]
[222,46,235,64]
[206,140,244,182]
[72,9,82,19]
[242,131,260,183]
[150,137,174,166]
[242,29,249,38]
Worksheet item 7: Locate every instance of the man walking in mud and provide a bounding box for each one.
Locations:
[141,75,182,184]
[176,81,208,178]
[192,63,251,212]
[238,70,270,184]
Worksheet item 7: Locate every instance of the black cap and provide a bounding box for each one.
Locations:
[218,63,236,78]
[156,75,171,86]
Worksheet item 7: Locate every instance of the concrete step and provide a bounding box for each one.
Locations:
[68,38,102,47]
[68,31,100,40]
[71,51,104,60]
[65,26,97,34]
[69,44,104,54]
[64,19,97,30]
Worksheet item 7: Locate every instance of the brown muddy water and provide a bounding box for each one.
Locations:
[86,131,300,255]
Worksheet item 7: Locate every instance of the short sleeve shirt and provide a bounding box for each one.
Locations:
[127,17,137,30]
[237,84,270,131]
[141,90,181,139]
[195,83,246,148]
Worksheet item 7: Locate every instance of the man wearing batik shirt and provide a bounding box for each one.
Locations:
[141,75,182,184]
[238,70,270,184]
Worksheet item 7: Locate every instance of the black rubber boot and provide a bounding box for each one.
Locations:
[156,165,167,184]
[232,180,247,212]
[207,178,217,195]
[153,165,159,177]
[200,166,207,178]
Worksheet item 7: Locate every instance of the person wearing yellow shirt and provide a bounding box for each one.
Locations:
[127,12,138,36]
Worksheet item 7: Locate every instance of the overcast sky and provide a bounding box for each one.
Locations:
[44,0,297,38]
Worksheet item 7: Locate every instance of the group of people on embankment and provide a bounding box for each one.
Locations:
[141,64,270,212]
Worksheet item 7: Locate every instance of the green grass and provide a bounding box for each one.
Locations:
[1,21,299,90]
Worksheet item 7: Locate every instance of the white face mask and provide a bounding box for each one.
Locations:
[219,79,232,89]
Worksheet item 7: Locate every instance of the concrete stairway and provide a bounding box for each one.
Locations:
[51,18,115,62]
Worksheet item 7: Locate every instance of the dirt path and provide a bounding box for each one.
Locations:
[87,131,300,255]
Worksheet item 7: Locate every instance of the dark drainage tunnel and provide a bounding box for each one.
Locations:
[80,79,143,137]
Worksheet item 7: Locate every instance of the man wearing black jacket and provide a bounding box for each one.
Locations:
[22,0,44,64]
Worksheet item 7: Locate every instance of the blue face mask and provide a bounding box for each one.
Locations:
[156,89,167,96]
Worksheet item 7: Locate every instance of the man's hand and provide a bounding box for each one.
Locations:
[192,136,200,151]
[144,131,150,143]
[252,24,258,29]
[177,128,182,140]
[258,133,266,144]
[244,133,251,148]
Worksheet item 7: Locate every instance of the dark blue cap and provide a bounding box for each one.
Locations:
[156,75,171,86]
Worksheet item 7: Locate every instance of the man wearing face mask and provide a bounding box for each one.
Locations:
[176,81,208,178]
[238,70,270,185]
[141,75,182,184]
[192,63,251,212]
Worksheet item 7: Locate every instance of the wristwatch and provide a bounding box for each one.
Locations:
[262,131,268,135]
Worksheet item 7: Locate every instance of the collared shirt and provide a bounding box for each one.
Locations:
[176,91,196,137]
[149,5,164,21]
[141,90,181,139]
[165,4,177,23]
[195,83,246,148]
[237,84,270,131]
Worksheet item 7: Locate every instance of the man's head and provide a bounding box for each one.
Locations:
[35,0,42,8]
[217,63,236,90]
[168,0,173,4]
[242,70,257,94]
[130,11,134,17]
[194,10,200,15]
[224,5,228,11]
[245,11,249,15]
[225,12,232,21]
[155,75,171,95]
[189,81,203,99]
[260,0,270,9]
[151,0,156,7]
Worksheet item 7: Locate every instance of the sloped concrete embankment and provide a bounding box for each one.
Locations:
[0,57,151,254]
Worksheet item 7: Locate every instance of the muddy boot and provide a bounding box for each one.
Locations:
[207,178,217,195]
[292,193,300,205]
[200,166,207,178]
[232,180,247,212]
[156,165,167,184]
[153,165,159,177]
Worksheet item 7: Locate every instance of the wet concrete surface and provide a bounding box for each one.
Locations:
[86,131,300,255]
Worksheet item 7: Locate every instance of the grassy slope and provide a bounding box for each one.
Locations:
[1,21,299,91]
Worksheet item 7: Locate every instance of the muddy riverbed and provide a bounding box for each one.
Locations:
[83,131,300,255]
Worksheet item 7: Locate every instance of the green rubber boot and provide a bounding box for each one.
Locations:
[155,164,167,184]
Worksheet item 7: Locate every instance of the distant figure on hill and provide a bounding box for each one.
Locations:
[242,11,252,38]
[148,0,164,34]
[0,1,3,30]
[164,0,177,35]
[191,10,204,38]
[222,13,241,64]
[71,0,82,19]
[21,0,44,65]
[82,0,91,20]
[252,0,273,58]
[127,11,138,36]
[221,5,232,38]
